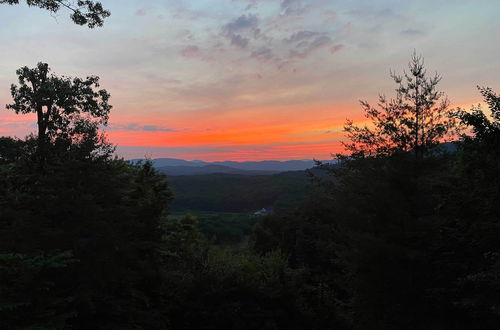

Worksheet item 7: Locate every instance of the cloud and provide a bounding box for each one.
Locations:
[176,29,196,41]
[401,28,424,36]
[285,30,321,43]
[322,10,337,23]
[223,14,259,34]
[222,14,260,49]
[142,125,175,132]
[349,7,395,19]
[289,35,332,59]
[230,34,250,48]
[251,47,273,62]
[309,35,332,48]
[110,123,176,133]
[145,75,182,86]
[280,0,307,16]
[180,45,203,59]
[135,9,147,16]
[330,44,344,54]
[166,2,213,20]
[243,0,259,11]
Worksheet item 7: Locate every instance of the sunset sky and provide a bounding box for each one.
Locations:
[0,0,499,161]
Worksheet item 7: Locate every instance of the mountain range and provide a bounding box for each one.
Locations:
[130,158,327,176]
[131,142,457,176]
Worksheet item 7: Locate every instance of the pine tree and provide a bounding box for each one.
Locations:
[344,52,456,159]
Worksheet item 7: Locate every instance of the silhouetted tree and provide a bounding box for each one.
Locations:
[253,54,481,330]
[0,137,25,165]
[436,86,500,328]
[0,158,172,329]
[1,63,172,328]
[0,0,110,27]
[252,200,352,330]
[344,52,456,159]
[457,86,500,138]
[6,62,112,165]
[0,251,78,328]
[162,215,303,330]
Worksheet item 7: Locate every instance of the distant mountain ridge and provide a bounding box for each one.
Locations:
[155,165,277,176]
[130,158,325,176]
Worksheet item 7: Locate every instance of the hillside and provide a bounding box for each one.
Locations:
[131,158,323,175]
[157,164,277,176]
[168,170,311,212]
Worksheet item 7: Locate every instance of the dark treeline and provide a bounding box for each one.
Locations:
[252,56,500,329]
[0,22,498,329]
[168,171,310,212]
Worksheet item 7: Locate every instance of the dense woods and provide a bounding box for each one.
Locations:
[0,4,499,329]
[1,55,498,329]
[168,171,310,212]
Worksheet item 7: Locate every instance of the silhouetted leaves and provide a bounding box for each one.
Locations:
[344,52,457,159]
[0,0,110,27]
[6,62,112,165]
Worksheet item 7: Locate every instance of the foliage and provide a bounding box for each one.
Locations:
[1,63,172,328]
[161,214,305,330]
[0,156,172,328]
[438,86,500,328]
[170,212,257,244]
[7,62,112,164]
[0,251,78,329]
[456,86,500,139]
[252,201,352,330]
[0,0,110,27]
[169,171,310,213]
[0,137,25,165]
[344,52,457,158]
[253,86,500,329]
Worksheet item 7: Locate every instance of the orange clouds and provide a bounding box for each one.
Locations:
[105,103,357,160]
[2,99,482,161]
[0,113,36,137]
[165,141,346,162]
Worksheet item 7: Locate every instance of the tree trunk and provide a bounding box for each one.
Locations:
[36,105,47,166]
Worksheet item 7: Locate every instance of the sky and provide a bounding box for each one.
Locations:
[0,0,499,161]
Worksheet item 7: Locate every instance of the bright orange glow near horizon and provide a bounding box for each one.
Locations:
[103,102,362,160]
[0,99,488,161]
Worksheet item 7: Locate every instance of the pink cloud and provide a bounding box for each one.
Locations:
[330,44,344,55]
[180,45,203,59]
